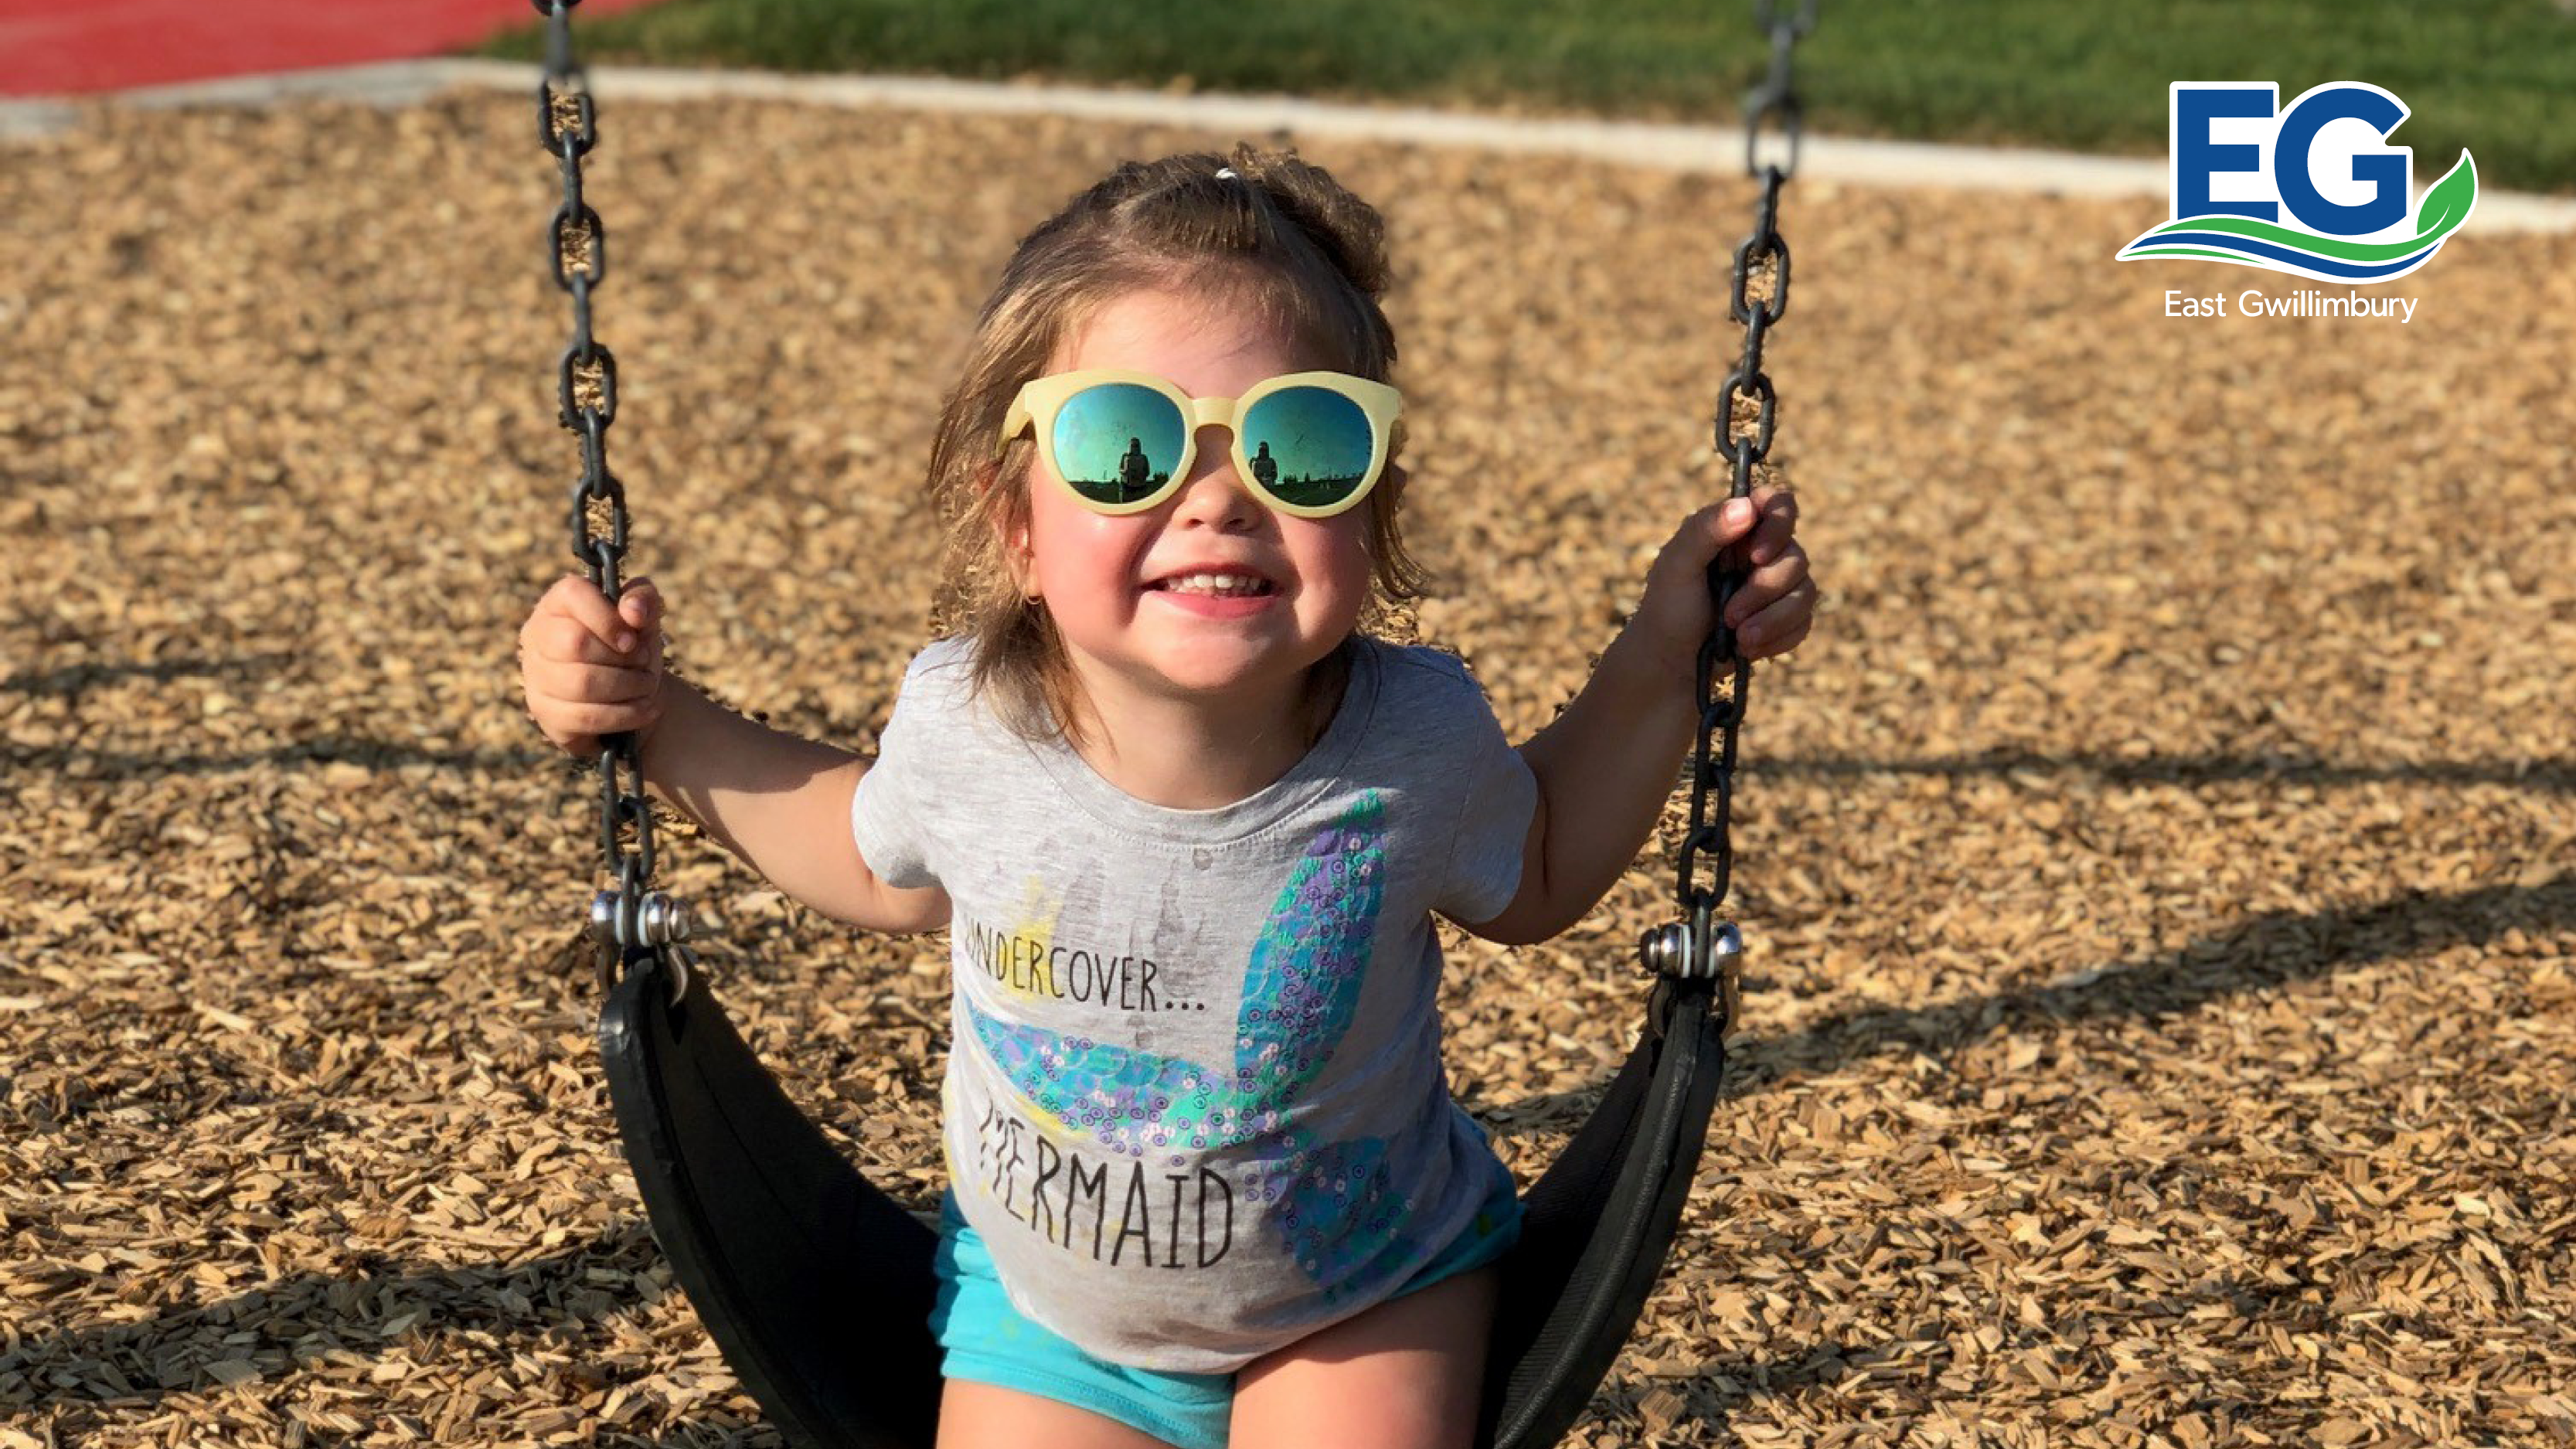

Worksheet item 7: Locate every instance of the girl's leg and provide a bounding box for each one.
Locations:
[938,1378,1186,1449]
[931,1194,1227,1448]
[1227,1264,1499,1449]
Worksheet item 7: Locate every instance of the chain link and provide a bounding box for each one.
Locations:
[1669,2,1812,1012]
[535,0,661,994]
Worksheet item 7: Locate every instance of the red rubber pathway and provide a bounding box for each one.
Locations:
[1,0,667,97]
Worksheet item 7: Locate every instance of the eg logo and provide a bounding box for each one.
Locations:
[2117,83,2476,284]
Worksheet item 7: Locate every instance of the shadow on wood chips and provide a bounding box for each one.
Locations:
[3,88,2572,1449]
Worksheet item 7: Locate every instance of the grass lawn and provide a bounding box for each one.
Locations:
[482,0,2576,194]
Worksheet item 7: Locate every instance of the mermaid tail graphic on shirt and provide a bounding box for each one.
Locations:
[970,794,1385,1146]
[966,792,1418,1294]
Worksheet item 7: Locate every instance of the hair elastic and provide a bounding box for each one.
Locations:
[1213,164,1279,222]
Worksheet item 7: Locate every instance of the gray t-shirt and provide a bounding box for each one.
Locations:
[852,631,1540,1372]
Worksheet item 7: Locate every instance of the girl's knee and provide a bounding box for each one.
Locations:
[938,1377,1191,1449]
[1229,1267,1497,1449]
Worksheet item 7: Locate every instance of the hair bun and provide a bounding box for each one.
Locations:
[1221,143,1391,298]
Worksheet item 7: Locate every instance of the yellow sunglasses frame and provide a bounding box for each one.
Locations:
[999,368,1402,520]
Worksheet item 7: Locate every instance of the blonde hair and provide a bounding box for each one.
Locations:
[923,144,1435,752]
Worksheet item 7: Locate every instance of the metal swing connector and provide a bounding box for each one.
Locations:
[1638,918,1746,1030]
[588,889,698,1008]
[589,888,699,1005]
[1637,919,1744,980]
[590,887,695,951]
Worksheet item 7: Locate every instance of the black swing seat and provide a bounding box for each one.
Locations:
[598,950,1727,1449]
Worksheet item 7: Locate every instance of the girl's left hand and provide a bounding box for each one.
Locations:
[1630,484,1816,667]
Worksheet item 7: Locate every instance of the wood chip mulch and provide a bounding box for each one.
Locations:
[3,89,2571,1448]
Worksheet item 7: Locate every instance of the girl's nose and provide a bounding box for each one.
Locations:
[1169,425,1260,528]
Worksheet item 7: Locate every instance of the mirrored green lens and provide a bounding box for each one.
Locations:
[1240,386,1376,510]
[1052,384,1186,505]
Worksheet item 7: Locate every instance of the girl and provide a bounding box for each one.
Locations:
[519,146,1816,1449]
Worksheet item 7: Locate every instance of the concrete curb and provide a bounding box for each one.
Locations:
[9,57,2573,233]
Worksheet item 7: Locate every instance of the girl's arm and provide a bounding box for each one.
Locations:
[639,678,951,935]
[1454,628,1693,946]
[1455,488,1815,945]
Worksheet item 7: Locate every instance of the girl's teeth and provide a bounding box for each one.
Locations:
[1162,574,1271,596]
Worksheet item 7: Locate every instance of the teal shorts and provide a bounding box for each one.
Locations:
[930,1188,1523,1449]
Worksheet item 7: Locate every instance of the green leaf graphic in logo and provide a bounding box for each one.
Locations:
[2115,151,2478,274]
[2409,151,2477,237]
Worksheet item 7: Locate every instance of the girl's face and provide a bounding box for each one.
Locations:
[1009,283,1376,711]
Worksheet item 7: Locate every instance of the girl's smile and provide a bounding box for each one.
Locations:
[1146,585,1282,619]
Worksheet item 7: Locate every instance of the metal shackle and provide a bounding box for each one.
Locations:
[590,889,693,951]
[1638,919,1745,981]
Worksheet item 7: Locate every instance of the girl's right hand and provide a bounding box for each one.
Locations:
[517,574,666,757]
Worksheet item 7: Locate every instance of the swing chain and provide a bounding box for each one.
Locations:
[1744,0,1815,180]
[536,0,686,1003]
[1650,1,1812,1026]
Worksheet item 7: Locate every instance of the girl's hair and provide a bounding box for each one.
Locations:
[923,143,1434,751]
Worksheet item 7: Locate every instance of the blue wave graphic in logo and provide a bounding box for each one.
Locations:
[2120,232,2439,281]
[2118,152,2477,284]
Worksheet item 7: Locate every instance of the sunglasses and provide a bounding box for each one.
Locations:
[1000,369,1401,519]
